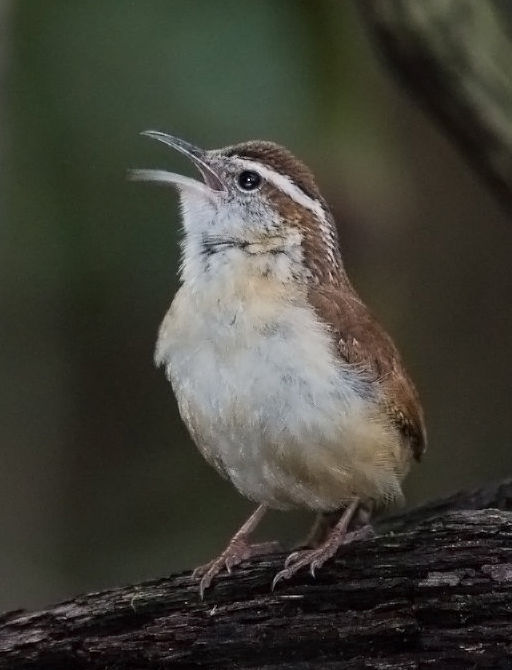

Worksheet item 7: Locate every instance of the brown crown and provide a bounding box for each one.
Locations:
[222,141,321,203]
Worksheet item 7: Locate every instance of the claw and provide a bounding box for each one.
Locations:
[226,553,240,573]
[271,569,288,591]
[199,573,213,600]
[271,513,373,591]
[193,536,279,597]
[284,550,301,568]
[194,549,243,599]
[272,559,312,590]
[192,506,273,597]
[192,564,207,579]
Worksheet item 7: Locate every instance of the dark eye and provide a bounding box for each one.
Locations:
[237,170,261,191]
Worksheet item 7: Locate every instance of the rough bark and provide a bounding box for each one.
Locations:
[1,480,512,669]
[359,0,512,211]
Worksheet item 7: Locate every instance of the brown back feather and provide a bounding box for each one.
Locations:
[309,278,427,461]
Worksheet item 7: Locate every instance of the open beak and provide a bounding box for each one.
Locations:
[129,130,225,195]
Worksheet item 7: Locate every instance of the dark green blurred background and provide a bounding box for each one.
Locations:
[2,1,511,612]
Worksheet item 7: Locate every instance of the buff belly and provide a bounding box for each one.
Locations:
[156,284,408,511]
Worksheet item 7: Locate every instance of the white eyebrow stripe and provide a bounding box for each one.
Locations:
[236,158,326,223]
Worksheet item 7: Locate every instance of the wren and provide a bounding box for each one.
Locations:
[131,132,426,597]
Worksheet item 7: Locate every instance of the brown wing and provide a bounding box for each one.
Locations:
[309,279,427,461]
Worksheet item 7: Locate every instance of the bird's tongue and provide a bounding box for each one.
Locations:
[130,130,225,193]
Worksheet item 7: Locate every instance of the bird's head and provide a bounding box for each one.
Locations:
[131,131,342,286]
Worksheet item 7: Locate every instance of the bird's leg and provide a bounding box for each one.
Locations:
[193,504,279,598]
[301,501,373,549]
[272,499,373,590]
[300,510,340,549]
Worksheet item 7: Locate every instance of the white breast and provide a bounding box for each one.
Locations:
[156,272,405,511]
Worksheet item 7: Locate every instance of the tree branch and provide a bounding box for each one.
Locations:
[358,0,512,211]
[1,480,512,669]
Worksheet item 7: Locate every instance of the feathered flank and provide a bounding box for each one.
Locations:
[308,279,426,461]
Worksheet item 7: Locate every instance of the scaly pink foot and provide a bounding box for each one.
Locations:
[271,499,373,590]
[194,538,280,598]
[192,504,280,598]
